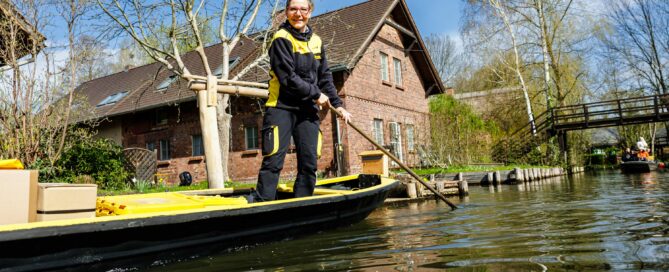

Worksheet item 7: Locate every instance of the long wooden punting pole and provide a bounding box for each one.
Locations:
[189,82,457,209]
[326,102,457,210]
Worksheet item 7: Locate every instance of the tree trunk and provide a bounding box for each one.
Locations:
[491,0,536,135]
[217,95,232,184]
[200,78,225,189]
[537,0,552,112]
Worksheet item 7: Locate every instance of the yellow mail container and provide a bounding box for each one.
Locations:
[96,192,205,216]
[178,194,248,206]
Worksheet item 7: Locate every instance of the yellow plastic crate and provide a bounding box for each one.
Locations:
[96,192,205,216]
[177,194,248,206]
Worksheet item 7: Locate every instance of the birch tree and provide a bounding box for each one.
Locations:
[489,0,536,135]
[96,0,279,188]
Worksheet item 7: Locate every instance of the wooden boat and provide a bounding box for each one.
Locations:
[620,160,657,173]
[0,174,397,271]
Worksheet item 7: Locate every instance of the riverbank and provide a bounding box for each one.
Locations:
[387,166,585,201]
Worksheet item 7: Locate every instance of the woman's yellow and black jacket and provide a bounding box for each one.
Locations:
[266,22,343,112]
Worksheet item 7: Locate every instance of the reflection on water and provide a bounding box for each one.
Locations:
[148,171,669,271]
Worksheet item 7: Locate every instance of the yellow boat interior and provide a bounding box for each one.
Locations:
[0,174,393,232]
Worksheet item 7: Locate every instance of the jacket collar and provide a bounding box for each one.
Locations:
[280,21,312,41]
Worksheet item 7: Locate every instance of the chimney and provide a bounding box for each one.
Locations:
[271,9,287,29]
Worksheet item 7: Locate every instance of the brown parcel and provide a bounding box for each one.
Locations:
[36,183,97,222]
[0,170,38,225]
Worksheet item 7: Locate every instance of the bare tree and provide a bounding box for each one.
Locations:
[424,34,460,87]
[96,0,279,188]
[62,35,112,85]
[605,0,668,96]
[0,0,97,169]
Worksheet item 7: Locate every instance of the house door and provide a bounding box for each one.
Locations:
[389,122,403,164]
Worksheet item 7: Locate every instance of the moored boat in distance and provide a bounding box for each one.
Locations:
[0,174,397,271]
[620,160,657,173]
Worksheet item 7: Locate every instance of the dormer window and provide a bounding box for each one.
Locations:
[213,57,241,77]
[96,91,128,107]
[156,75,178,91]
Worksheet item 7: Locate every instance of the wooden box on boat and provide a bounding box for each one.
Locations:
[360,150,389,177]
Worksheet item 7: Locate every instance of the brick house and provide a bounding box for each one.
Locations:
[77,0,444,184]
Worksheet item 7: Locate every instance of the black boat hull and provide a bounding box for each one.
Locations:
[0,176,397,271]
[620,161,657,173]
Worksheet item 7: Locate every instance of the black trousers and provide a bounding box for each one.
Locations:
[255,107,321,201]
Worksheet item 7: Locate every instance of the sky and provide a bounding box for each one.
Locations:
[33,0,465,75]
[313,0,464,38]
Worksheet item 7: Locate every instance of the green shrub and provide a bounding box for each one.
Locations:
[588,154,606,165]
[55,138,131,190]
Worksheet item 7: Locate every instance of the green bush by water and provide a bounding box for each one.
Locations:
[52,138,132,190]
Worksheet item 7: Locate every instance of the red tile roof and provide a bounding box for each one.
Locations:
[77,0,443,118]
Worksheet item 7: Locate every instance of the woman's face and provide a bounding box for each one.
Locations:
[286,0,311,32]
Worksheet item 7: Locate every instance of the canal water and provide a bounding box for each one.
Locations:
[139,171,669,271]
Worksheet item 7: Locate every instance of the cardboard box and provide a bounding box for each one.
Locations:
[36,183,97,222]
[0,170,38,225]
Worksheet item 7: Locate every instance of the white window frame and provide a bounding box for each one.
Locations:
[389,122,403,163]
[155,108,168,126]
[96,91,128,107]
[393,57,402,87]
[214,57,241,77]
[159,139,170,160]
[192,134,204,156]
[245,126,259,150]
[373,119,384,145]
[146,142,155,152]
[406,124,415,152]
[156,75,178,91]
[380,52,389,82]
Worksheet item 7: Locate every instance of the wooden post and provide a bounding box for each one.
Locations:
[436,181,445,191]
[196,78,225,189]
[485,172,493,186]
[514,168,522,182]
[407,182,417,199]
[494,171,502,185]
[415,181,424,197]
[458,179,469,196]
[524,169,530,182]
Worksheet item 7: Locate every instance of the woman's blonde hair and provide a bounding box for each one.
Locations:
[285,0,314,10]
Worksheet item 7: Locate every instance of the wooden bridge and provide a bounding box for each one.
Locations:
[512,94,669,138]
[497,94,669,163]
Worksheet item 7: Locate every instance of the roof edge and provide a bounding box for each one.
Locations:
[345,0,400,70]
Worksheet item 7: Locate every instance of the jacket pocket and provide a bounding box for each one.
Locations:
[262,125,279,157]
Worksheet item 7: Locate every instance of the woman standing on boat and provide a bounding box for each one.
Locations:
[250,0,352,202]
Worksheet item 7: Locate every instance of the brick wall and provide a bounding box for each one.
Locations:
[119,98,341,184]
[115,23,433,184]
[339,23,431,173]
[122,101,208,185]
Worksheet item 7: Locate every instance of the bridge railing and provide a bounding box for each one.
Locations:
[495,94,669,163]
[552,94,669,130]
